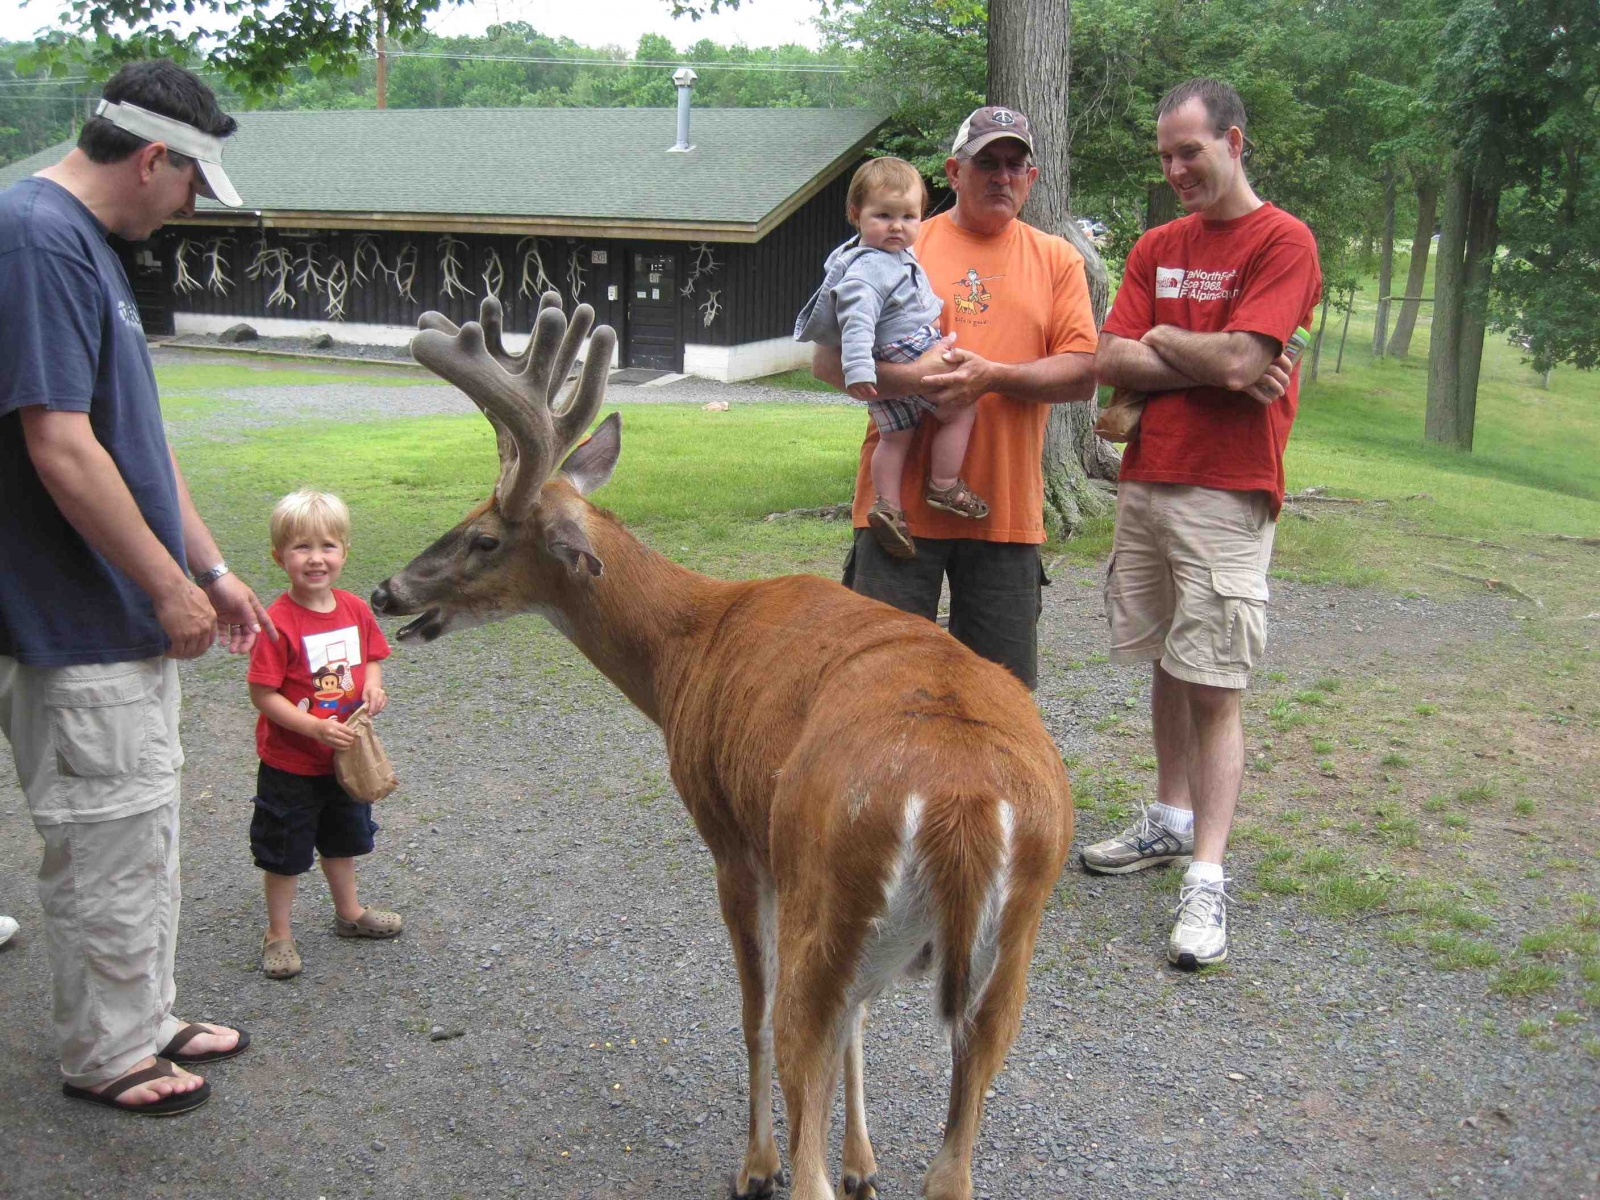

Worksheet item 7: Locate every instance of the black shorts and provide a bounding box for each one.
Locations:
[249,761,377,876]
[842,529,1048,689]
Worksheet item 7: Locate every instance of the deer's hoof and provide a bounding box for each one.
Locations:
[842,1171,879,1198]
[729,1168,785,1199]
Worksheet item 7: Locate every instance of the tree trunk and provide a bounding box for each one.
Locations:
[1146,182,1178,230]
[988,0,1116,538]
[1372,169,1395,357]
[1387,180,1437,358]
[1452,180,1500,449]
[1425,154,1470,446]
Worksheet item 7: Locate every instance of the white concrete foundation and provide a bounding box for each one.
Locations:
[173,312,619,363]
[683,335,811,382]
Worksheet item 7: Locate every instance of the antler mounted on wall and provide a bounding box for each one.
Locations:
[323,258,350,321]
[410,293,616,515]
[246,237,295,310]
[352,234,386,288]
[293,242,327,297]
[680,241,720,298]
[517,237,556,299]
[202,237,234,295]
[700,289,721,328]
[438,235,473,300]
[389,242,419,303]
[173,238,201,295]
[566,244,587,301]
[481,247,505,301]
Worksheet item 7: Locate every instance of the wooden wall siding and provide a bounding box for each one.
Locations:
[680,168,856,349]
[161,170,856,353]
[166,228,626,337]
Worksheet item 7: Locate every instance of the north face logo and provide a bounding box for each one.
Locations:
[1155,267,1186,299]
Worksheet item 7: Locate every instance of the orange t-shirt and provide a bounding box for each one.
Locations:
[849,213,1099,544]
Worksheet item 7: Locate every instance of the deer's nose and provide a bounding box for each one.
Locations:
[371,582,392,612]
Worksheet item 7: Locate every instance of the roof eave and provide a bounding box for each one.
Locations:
[171,210,770,242]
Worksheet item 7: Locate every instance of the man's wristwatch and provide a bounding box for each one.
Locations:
[193,562,231,587]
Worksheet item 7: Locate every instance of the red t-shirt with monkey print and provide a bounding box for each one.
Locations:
[248,588,390,776]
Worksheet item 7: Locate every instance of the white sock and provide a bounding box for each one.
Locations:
[1148,802,1194,834]
[1184,860,1225,886]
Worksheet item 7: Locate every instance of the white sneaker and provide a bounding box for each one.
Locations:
[0,915,17,947]
[1168,877,1230,969]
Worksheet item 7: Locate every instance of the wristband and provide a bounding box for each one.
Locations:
[194,562,231,587]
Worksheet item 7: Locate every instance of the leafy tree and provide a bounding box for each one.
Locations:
[1425,0,1599,448]
[0,40,78,167]
[22,1,471,100]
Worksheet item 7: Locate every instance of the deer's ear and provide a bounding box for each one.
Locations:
[558,411,620,496]
[544,513,605,577]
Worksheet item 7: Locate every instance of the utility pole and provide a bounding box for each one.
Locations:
[375,4,388,110]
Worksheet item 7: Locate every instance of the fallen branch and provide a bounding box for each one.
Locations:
[764,503,853,523]
[1417,533,1557,560]
[1424,562,1544,607]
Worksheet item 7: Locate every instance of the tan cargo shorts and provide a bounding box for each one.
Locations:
[1105,481,1276,690]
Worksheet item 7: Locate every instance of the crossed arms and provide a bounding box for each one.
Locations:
[1097,326,1292,405]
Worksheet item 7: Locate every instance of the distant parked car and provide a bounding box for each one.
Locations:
[1075,216,1108,241]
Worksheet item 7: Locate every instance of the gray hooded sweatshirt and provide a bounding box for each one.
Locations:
[793,236,944,387]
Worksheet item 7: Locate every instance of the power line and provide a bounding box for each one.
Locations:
[377,50,851,74]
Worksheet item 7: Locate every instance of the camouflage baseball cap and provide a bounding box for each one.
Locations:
[951,106,1035,158]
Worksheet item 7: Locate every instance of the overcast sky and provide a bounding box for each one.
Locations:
[0,0,827,54]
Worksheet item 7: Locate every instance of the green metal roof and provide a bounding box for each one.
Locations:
[0,106,884,232]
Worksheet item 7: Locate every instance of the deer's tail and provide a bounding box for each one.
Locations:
[919,791,1014,1046]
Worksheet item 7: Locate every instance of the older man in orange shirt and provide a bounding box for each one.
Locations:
[813,106,1100,689]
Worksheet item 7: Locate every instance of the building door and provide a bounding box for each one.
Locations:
[626,250,680,372]
[113,236,175,337]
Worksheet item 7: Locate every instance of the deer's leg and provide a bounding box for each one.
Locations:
[716,862,783,1200]
[922,935,1035,1200]
[839,1002,878,1198]
[774,925,849,1200]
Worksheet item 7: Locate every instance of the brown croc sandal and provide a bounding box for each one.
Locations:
[159,1022,251,1065]
[334,908,403,939]
[866,497,916,560]
[62,1058,212,1117]
[925,478,989,520]
[262,934,302,979]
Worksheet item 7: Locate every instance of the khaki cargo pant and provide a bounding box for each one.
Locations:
[0,656,186,1087]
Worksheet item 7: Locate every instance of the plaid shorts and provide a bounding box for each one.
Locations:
[868,323,942,434]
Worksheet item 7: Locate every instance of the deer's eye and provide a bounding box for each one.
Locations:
[473,534,501,553]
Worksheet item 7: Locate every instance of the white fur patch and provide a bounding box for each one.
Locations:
[963,800,1014,1024]
[847,794,936,1011]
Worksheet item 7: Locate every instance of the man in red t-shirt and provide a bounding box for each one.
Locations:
[1086,79,1322,970]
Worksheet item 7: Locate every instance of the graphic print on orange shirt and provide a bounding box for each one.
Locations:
[950,267,1004,322]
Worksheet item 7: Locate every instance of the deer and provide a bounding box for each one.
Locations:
[371,293,1074,1200]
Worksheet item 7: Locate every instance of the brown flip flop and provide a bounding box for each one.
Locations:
[158,1023,252,1065]
[62,1059,211,1117]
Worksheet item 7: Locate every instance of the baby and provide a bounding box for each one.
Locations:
[795,157,988,559]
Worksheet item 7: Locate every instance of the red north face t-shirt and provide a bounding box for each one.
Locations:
[1102,203,1321,516]
[247,588,390,776]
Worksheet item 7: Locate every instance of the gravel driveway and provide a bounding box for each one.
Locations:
[1,358,1595,1200]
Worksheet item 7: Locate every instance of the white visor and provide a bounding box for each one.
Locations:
[94,99,243,208]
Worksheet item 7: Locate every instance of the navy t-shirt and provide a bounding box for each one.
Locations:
[0,177,185,666]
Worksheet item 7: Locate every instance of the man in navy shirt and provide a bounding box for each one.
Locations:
[0,59,274,1115]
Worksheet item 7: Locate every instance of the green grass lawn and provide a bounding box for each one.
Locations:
[169,395,871,594]
[159,265,1599,602]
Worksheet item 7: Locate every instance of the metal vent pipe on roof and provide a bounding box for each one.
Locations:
[669,67,697,153]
